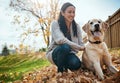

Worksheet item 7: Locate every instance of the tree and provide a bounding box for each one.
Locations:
[1,45,10,56]
[9,0,61,47]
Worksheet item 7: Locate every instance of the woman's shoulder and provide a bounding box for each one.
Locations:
[51,20,58,25]
[51,20,59,29]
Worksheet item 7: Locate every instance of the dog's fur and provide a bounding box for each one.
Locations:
[82,19,118,80]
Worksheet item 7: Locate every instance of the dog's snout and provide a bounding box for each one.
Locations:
[94,24,100,31]
[95,24,99,28]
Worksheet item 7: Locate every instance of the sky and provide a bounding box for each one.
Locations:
[0,0,120,53]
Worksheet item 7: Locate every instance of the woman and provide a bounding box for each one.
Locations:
[46,2,85,72]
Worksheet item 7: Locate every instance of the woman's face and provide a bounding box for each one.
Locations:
[62,6,75,23]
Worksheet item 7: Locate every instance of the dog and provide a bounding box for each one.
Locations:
[82,19,119,80]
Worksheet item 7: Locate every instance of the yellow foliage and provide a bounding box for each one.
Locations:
[48,18,52,23]
[19,44,24,49]
[39,18,44,23]
[35,33,38,36]
[44,29,50,36]
[22,32,27,36]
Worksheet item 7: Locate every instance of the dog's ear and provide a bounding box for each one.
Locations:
[102,22,109,31]
[82,23,89,33]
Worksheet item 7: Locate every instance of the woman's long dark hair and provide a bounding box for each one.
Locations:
[58,2,78,37]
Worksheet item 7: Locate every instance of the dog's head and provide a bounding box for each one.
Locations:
[82,19,108,42]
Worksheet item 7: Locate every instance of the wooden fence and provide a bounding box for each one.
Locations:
[105,8,120,48]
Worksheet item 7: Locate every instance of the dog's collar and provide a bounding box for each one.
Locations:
[89,40,102,44]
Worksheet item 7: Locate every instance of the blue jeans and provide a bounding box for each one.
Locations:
[52,44,81,72]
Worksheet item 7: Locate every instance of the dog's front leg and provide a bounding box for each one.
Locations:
[106,59,119,73]
[104,53,119,73]
[94,62,104,80]
[108,65,119,73]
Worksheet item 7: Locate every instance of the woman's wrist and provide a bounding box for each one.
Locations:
[79,46,85,51]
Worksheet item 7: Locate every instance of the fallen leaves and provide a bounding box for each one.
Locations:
[102,71,120,83]
[16,66,97,83]
[14,55,120,83]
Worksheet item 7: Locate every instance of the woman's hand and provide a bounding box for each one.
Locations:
[80,46,85,51]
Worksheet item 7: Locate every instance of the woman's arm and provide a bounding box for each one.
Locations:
[77,24,85,46]
[51,20,84,51]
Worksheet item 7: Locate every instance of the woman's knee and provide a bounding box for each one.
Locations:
[52,44,71,66]
[67,54,81,70]
[71,59,81,70]
[59,43,71,53]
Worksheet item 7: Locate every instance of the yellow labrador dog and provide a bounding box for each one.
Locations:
[82,19,118,80]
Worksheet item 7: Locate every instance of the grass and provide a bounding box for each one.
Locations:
[0,54,50,82]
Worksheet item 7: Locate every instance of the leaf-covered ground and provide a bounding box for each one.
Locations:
[14,53,120,83]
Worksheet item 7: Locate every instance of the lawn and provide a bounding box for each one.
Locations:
[0,53,50,82]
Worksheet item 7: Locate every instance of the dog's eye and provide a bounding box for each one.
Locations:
[98,21,101,23]
[90,22,93,24]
